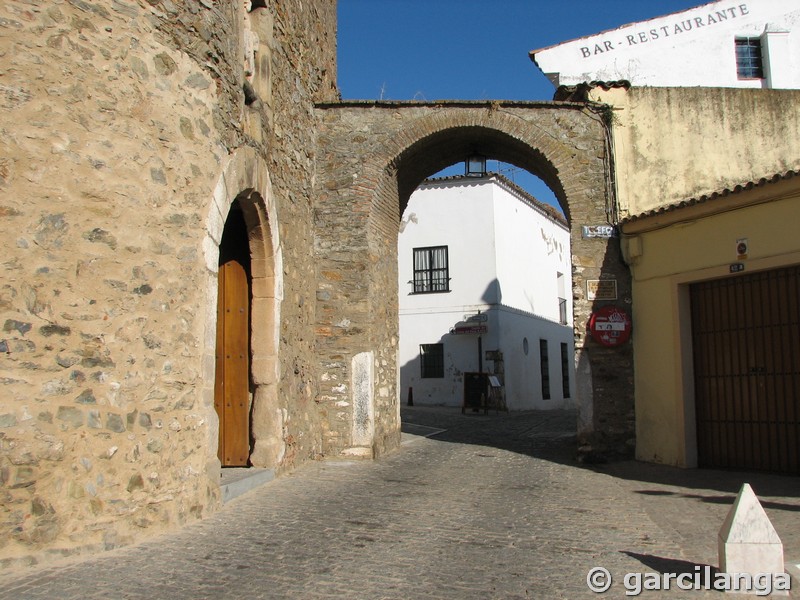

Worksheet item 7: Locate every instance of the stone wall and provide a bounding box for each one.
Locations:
[314,101,633,462]
[265,0,338,468]
[0,0,639,568]
[0,0,337,567]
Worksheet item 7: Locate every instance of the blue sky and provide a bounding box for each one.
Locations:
[337,0,704,207]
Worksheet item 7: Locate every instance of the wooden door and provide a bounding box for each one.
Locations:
[214,258,250,466]
[691,265,800,474]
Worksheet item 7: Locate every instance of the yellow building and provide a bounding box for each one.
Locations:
[591,86,800,474]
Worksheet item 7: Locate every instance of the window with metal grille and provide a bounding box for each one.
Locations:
[560,342,570,399]
[413,246,449,293]
[735,38,764,79]
[539,339,551,400]
[420,343,444,378]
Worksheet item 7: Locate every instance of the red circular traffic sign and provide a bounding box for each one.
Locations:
[588,305,631,347]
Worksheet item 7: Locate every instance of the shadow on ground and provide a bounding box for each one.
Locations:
[622,551,716,578]
[401,405,800,577]
[600,459,800,502]
[401,405,580,466]
[401,405,800,501]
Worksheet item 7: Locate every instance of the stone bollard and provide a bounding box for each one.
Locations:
[718,483,788,595]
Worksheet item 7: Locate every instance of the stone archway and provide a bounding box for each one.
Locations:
[314,100,633,460]
[203,148,284,479]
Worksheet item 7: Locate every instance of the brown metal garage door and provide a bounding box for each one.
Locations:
[691,265,800,474]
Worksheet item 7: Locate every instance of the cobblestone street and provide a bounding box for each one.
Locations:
[1,407,798,599]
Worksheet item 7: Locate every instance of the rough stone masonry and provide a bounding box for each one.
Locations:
[0,0,337,566]
[0,0,632,568]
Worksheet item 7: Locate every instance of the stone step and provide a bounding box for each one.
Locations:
[220,468,275,503]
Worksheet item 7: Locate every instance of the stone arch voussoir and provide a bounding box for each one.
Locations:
[315,102,630,462]
[373,107,600,222]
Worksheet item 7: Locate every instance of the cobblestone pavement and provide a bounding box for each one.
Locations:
[1,406,798,599]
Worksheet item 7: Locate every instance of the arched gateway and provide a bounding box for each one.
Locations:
[313,100,634,460]
[203,148,284,472]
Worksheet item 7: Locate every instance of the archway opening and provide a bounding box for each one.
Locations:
[394,126,569,225]
[211,186,281,469]
[313,103,633,460]
[433,159,564,218]
[397,151,575,415]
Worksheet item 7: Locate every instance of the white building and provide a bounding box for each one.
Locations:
[531,0,800,89]
[398,174,574,411]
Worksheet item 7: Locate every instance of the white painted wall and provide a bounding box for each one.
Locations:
[532,0,800,89]
[398,179,498,308]
[398,175,574,410]
[495,307,575,411]
[491,183,572,323]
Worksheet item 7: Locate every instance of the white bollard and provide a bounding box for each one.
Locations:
[718,483,787,595]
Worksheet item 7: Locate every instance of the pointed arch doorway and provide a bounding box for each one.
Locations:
[205,150,283,472]
[215,200,252,466]
[211,186,282,469]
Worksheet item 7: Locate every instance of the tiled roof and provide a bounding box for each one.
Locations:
[620,169,800,225]
[553,81,631,102]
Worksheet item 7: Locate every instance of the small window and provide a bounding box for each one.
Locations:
[560,342,571,399]
[420,343,444,378]
[539,339,551,400]
[557,272,568,325]
[735,38,763,79]
[413,246,449,293]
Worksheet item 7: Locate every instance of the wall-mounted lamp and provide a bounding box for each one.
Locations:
[465,153,486,177]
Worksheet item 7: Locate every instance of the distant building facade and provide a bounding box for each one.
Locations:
[398,175,574,411]
[532,0,800,89]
